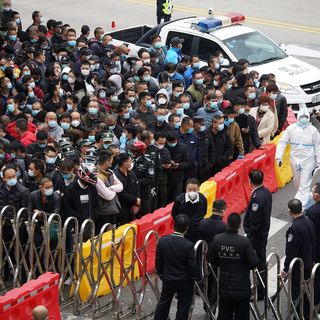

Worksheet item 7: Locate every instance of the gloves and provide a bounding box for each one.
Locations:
[276,159,282,167]
[237,155,244,160]
[312,167,320,176]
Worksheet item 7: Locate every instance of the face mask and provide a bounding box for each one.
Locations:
[44,188,54,197]
[210,101,218,110]
[15,18,21,24]
[48,120,57,128]
[168,142,177,148]
[32,109,40,116]
[219,57,224,64]
[81,69,90,77]
[213,80,219,87]
[238,107,245,114]
[143,59,151,64]
[115,61,121,67]
[8,35,17,42]
[71,120,80,127]
[154,42,162,49]
[228,117,234,124]
[109,125,116,131]
[0,66,6,71]
[227,83,232,90]
[59,88,64,97]
[68,40,76,47]
[299,117,309,126]
[61,122,70,130]
[6,178,17,187]
[110,95,119,103]
[158,97,167,105]
[156,144,165,150]
[45,157,57,165]
[175,91,183,98]
[187,128,193,134]
[62,74,68,81]
[62,173,71,180]
[145,100,152,108]
[99,91,106,99]
[10,153,16,159]
[194,79,203,85]
[0,153,5,160]
[174,123,180,129]
[187,191,198,201]
[270,93,277,100]
[103,143,110,149]
[215,62,220,69]
[28,81,36,89]
[28,169,34,177]
[259,104,269,113]
[254,78,260,85]
[7,104,15,113]
[133,75,140,82]
[192,62,200,69]
[7,82,13,90]
[68,77,75,84]
[157,115,165,123]
[176,108,184,116]
[128,163,134,171]
[182,103,190,110]
[217,99,223,105]
[88,107,98,115]
[217,123,224,131]
[28,91,35,99]
[37,143,47,148]
[65,103,72,112]
[90,65,96,72]
[23,71,31,77]
[167,72,175,77]
[199,125,206,132]
[248,92,256,100]
[95,64,100,70]
[123,112,130,119]
[143,75,151,82]
[128,97,135,103]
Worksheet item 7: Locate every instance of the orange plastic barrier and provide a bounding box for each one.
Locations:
[213,160,247,219]
[0,272,60,320]
[133,203,174,274]
[243,146,278,202]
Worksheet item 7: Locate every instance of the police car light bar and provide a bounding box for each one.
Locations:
[196,12,245,33]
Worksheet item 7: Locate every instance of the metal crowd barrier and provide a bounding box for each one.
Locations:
[1,207,320,319]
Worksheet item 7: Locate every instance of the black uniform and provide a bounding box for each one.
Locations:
[243,185,272,298]
[284,215,316,319]
[306,202,320,262]
[133,155,155,217]
[154,232,199,320]
[209,229,259,320]
[197,130,215,182]
[172,192,207,243]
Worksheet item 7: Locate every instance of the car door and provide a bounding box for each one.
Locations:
[162,30,198,56]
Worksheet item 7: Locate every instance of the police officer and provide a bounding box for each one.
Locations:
[130,140,155,217]
[282,199,316,319]
[209,213,259,320]
[156,0,173,25]
[154,214,199,320]
[243,169,272,300]
[193,116,215,183]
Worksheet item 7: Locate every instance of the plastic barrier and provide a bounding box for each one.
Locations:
[199,178,217,218]
[286,106,297,126]
[271,133,293,188]
[243,146,278,202]
[213,160,247,219]
[0,272,60,320]
[133,203,174,274]
[77,223,139,302]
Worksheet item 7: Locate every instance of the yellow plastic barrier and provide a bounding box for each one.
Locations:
[78,223,139,301]
[271,133,293,188]
[200,179,217,218]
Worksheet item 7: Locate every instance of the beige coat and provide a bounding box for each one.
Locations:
[249,107,275,145]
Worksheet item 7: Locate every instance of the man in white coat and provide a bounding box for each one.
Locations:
[275,107,320,209]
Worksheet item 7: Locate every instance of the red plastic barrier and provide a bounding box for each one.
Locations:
[133,203,174,274]
[213,160,247,220]
[0,272,61,320]
[243,145,278,202]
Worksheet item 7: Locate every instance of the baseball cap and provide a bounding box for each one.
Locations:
[170,37,184,46]
[79,139,92,147]
[193,116,204,124]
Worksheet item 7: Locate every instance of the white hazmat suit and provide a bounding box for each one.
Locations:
[275,108,320,208]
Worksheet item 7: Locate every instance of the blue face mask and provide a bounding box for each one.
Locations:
[8,35,17,42]
[37,143,47,149]
[183,103,190,110]
[7,83,12,91]
[62,74,68,81]
[67,103,73,111]
[123,112,130,119]
[157,115,165,123]
[238,107,245,114]
[0,153,5,159]
[299,117,309,126]
[110,95,119,103]
[145,100,152,108]
[44,188,54,197]
[103,143,110,149]
[61,173,71,180]
[48,120,57,128]
[46,157,57,165]
[187,128,193,134]
[88,107,98,115]
[194,79,203,85]
[174,123,180,129]
[61,122,70,130]
[7,178,17,187]
[210,102,218,110]
[7,104,15,113]
[199,125,206,132]
[32,109,40,116]
[88,135,95,143]
[248,92,256,100]
[168,142,177,148]
[192,62,200,69]
[28,169,34,177]
[228,117,234,124]
[270,93,277,100]
[109,125,115,131]
[176,108,184,115]
[143,76,151,82]
[28,92,35,98]
[154,42,162,49]
[68,40,76,47]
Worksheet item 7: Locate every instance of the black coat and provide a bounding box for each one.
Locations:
[166,142,188,182]
[198,130,215,170]
[199,214,226,245]
[172,193,207,243]
[209,229,259,300]
[0,181,30,212]
[29,190,61,215]
[275,93,288,131]
[306,202,320,263]
[155,232,199,281]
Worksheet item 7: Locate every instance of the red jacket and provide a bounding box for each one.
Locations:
[6,121,37,140]
[20,131,36,147]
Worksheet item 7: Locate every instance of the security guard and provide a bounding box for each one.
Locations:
[209,213,259,320]
[282,199,316,319]
[243,169,272,300]
[130,140,155,217]
[156,0,173,25]
[154,214,199,320]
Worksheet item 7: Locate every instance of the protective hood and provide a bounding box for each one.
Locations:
[61,66,71,75]
[297,106,310,121]
[108,74,123,95]
[155,88,170,105]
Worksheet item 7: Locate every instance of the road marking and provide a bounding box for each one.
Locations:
[125,0,320,34]
[268,217,288,239]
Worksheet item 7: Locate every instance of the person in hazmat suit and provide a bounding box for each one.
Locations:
[275,107,320,209]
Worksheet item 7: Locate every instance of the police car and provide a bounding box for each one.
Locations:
[110,13,320,112]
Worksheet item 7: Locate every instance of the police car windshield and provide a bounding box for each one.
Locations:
[222,31,287,66]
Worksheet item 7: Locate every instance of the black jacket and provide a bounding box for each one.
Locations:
[166,142,188,181]
[198,130,215,170]
[199,214,226,245]
[247,114,261,150]
[156,232,199,281]
[243,186,272,241]
[306,202,320,262]
[209,229,259,300]
[29,190,61,215]
[284,215,316,272]
[0,181,30,211]
[275,93,288,131]
[178,131,199,171]
[172,193,207,243]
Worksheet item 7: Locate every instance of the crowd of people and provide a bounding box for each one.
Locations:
[0,0,289,230]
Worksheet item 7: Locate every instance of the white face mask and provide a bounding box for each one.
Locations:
[128,163,134,170]
[71,120,80,127]
[259,104,269,113]
[158,97,167,105]
[187,191,198,201]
